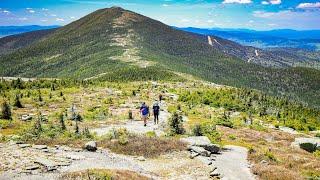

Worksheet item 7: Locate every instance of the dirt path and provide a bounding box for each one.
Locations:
[91,101,170,137]
[213,145,255,180]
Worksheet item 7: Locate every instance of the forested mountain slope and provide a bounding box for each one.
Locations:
[0,7,320,107]
[0,29,57,55]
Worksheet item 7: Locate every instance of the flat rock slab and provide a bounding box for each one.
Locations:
[291,137,320,152]
[182,136,220,154]
[181,136,211,146]
[34,158,57,171]
[213,145,255,180]
[279,126,299,135]
[19,144,32,148]
[33,145,48,150]
[25,164,40,170]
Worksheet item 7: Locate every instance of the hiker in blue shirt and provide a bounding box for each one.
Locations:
[153,101,160,124]
[140,102,150,127]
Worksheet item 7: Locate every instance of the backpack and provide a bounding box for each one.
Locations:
[141,106,149,115]
[153,105,160,113]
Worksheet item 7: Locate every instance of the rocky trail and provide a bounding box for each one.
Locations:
[0,90,259,180]
[213,145,255,180]
[91,101,170,137]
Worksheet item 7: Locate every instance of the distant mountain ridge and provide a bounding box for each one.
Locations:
[0,7,320,107]
[178,27,320,50]
[0,25,60,38]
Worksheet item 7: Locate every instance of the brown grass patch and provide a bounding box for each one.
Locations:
[28,138,85,148]
[99,136,187,158]
[217,126,320,180]
[61,169,150,180]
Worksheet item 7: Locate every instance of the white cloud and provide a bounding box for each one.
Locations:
[41,19,48,22]
[261,0,281,5]
[42,8,49,11]
[162,4,169,7]
[28,10,35,13]
[223,0,252,4]
[253,10,276,18]
[269,0,281,5]
[56,18,65,22]
[297,2,320,9]
[2,10,10,14]
[51,14,57,17]
[70,16,75,19]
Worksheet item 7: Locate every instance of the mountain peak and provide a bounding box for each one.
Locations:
[109,6,125,11]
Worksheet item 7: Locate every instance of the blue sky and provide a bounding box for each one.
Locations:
[0,0,320,30]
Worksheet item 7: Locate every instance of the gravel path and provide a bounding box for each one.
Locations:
[213,145,255,180]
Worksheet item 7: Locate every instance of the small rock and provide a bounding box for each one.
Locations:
[42,149,49,153]
[188,146,211,157]
[33,145,48,150]
[202,144,220,154]
[260,160,268,164]
[210,166,217,172]
[25,164,40,170]
[19,144,31,148]
[85,141,97,152]
[137,156,146,161]
[189,151,200,159]
[65,154,85,160]
[55,161,71,166]
[21,115,32,121]
[210,169,220,177]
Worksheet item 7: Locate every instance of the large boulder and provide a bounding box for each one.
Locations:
[85,141,97,152]
[181,136,220,154]
[181,136,211,146]
[291,137,320,152]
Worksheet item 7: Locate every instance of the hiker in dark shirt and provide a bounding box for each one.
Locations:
[159,94,163,102]
[153,101,160,124]
[140,102,149,127]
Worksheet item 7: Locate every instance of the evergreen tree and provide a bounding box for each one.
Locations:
[35,113,43,132]
[13,94,23,108]
[1,101,12,120]
[169,112,185,135]
[59,113,66,130]
[38,90,43,102]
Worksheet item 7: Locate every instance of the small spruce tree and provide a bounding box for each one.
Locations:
[13,94,23,108]
[59,113,66,130]
[1,101,12,120]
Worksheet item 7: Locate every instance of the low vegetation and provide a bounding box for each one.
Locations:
[0,78,319,179]
[61,169,150,180]
[100,131,186,158]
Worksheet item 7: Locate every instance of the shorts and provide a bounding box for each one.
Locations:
[141,114,148,119]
